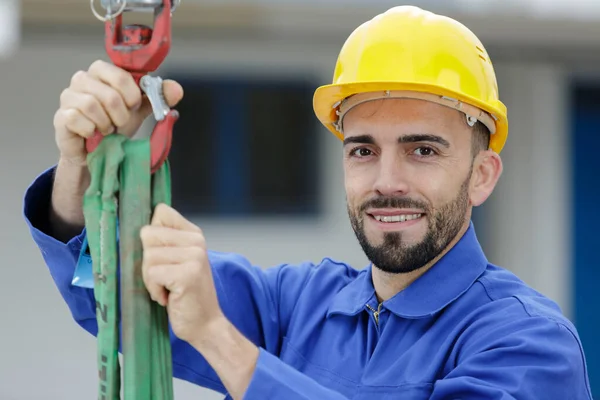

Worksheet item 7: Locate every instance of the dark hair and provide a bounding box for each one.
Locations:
[471,121,490,158]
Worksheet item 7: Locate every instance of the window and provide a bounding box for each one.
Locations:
[164,75,321,217]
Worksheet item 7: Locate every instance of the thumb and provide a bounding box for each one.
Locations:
[151,203,201,233]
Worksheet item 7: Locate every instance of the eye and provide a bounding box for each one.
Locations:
[413,146,437,157]
[350,147,374,158]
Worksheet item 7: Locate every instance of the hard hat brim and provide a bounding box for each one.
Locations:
[313,81,508,154]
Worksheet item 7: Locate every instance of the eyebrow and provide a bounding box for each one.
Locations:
[343,134,450,148]
[399,134,450,148]
[343,135,375,146]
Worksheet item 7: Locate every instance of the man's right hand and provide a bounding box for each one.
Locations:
[47,59,184,241]
[53,59,184,164]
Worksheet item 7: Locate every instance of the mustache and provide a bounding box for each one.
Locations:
[358,196,429,213]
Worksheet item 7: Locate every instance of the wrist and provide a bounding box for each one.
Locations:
[49,155,91,240]
[58,154,88,169]
[190,315,259,400]
[190,313,231,352]
[55,156,90,195]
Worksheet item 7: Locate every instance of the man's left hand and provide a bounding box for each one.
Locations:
[140,203,260,400]
[140,203,223,344]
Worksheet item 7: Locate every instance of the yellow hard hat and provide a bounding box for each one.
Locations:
[313,6,508,154]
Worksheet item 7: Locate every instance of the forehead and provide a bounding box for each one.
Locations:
[342,98,470,143]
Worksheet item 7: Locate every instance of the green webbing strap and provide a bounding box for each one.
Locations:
[83,134,174,400]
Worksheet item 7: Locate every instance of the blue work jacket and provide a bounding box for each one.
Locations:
[23,166,593,399]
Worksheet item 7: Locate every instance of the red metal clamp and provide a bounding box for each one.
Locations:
[86,0,177,174]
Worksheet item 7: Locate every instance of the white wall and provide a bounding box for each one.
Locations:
[482,62,573,318]
[0,24,581,399]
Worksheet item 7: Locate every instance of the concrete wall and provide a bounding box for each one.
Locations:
[0,19,594,399]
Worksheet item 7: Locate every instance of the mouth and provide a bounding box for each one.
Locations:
[365,210,425,230]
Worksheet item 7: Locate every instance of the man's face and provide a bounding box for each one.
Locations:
[343,98,478,274]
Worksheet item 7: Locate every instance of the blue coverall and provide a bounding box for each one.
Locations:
[23,166,593,399]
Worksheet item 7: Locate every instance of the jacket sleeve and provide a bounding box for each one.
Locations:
[242,348,350,400]
[22,166,326,396]
[430,306,593,400]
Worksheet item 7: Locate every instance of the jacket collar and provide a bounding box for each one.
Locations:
[327,222,488,319]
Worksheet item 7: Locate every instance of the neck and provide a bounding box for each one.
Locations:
[372,219,471,302]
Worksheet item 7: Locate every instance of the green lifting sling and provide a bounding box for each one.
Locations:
[83,133,174,400]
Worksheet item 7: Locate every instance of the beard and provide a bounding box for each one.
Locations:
[348,172,471,275]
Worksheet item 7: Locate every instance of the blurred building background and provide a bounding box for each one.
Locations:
[1,0,599,398]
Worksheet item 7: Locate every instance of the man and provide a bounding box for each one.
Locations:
[23,5,592,399]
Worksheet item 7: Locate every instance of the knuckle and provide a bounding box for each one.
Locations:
[154,203,167,214]
[152,203,170,221]
[106,91,123,110]
[140,225,152,244]
[141,262,151,281]
[81,94,99,115]
[53,109,64,129]
[190,246,205,260]
[59,88,71,105]
[140,226,152,245]
[116,72,132,91]
[54,116,73,138]
[126,89,142,108]
[144,263,159,283]
[89,59,106,73]
[64,109,80,126]
[191,231,206,247]
[196,225,205,235]
[141,262,152,281]
[145,246,159,262]
[70,70,87,87]
[158,203,171,213]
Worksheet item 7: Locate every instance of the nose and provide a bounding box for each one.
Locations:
[372,152,411,196]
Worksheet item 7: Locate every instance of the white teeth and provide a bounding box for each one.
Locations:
[373,213,422,223]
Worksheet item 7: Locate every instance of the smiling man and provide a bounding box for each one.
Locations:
[23,5,592,400]
[339,97,496,299]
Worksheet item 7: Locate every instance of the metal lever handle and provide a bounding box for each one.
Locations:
[140,75,170,122]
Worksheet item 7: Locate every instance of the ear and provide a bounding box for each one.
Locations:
[469,150,503,207]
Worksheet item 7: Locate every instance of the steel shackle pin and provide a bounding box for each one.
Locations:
[91,0,181,21]
[100,0,181,12]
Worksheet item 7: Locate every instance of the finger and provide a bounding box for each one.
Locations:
[70,70,131,128]
[60,89,113,135]
[140,225,205,248]
[143,263,190,306]
[151,203,202,233]
[142,264,170,306]
[143,246,205,266]
[87,60,142,110]
[55,108,97,139]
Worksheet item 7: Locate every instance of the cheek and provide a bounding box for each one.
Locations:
[415,171,461,207]
[344,177,360,209]
[344,163,374,205]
